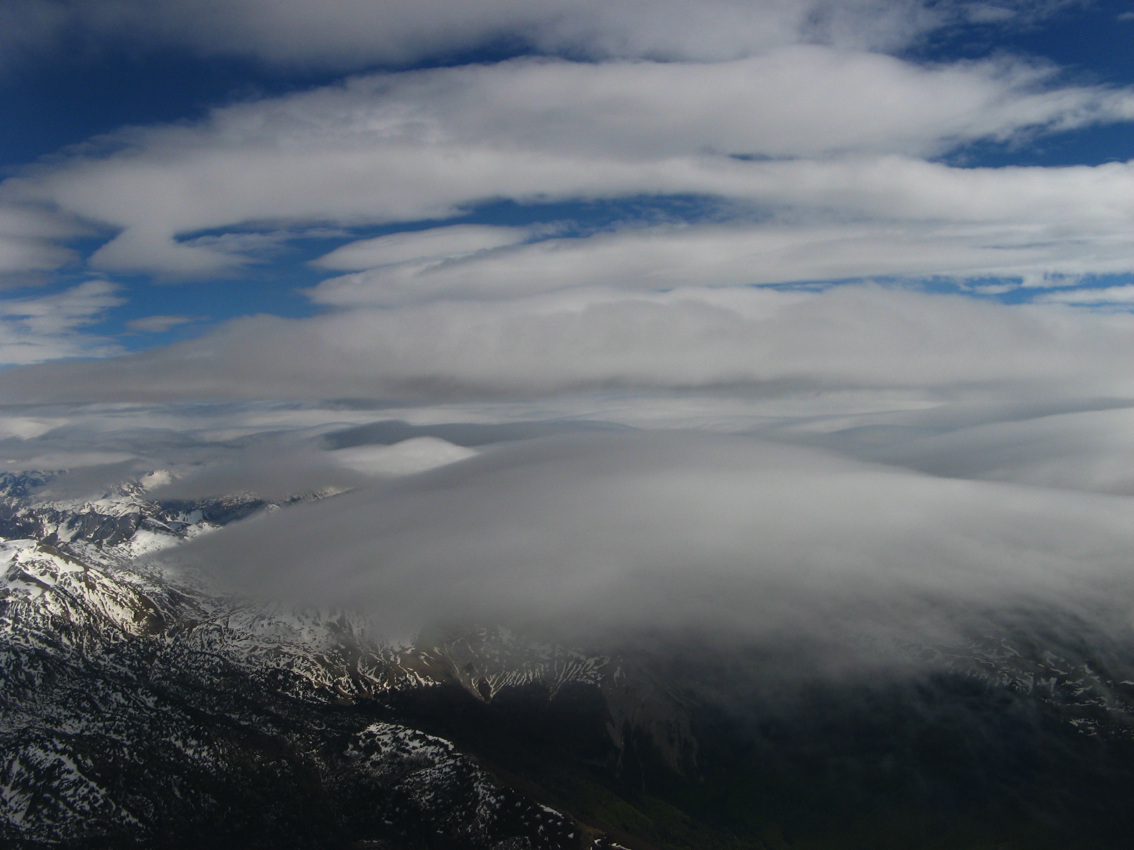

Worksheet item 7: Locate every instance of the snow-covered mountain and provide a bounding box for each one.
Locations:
[4,470,1134,848]
[0,471,654,848]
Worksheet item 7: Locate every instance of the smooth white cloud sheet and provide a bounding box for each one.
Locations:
[159,429,1134,655]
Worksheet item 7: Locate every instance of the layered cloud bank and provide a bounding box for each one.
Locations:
[5,52,1134,283]
[2,1,1134,663]
[8,380,1134,662]
[1,285,1132,403]
[3,2,1134,295]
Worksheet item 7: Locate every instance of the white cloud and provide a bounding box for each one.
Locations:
[831,405,1134,496]
[3,0,1133,694]
[0,203,86,277]
[163,430,1134,650]
[299,50,1119,161]
[313,225,530,272]
[0,235,72,277]
[5,54,1134,281]
[328,437,479,478]
[9,389,1134,665]
[0,279,123,335]
[0,280,124,365]
[308,218,1134,307]
[2,285,1132,403]
[0,1,1097,76]
[0,414,64,441]
[0,0,979,72]
[1035,285,1134,305]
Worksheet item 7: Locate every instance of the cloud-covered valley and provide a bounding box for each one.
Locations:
[145,425,1134,672]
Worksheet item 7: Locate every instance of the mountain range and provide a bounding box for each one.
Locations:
[3,470,1134,849]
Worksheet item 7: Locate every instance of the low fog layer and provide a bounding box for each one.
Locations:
[158,428,1134,661]
[7,383,1134,673]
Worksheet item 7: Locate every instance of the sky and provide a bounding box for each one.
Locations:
[3,1,1134,659]
[1,0,1134,364]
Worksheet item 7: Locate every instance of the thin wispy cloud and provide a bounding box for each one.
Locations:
[1036,285,1134,305]
[125,314,200,334]
[0,280,123,365]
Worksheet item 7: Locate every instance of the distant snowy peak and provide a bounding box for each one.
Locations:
[0,469,283,569]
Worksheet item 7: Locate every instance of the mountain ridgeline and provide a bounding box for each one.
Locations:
[3,471,1134,849]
